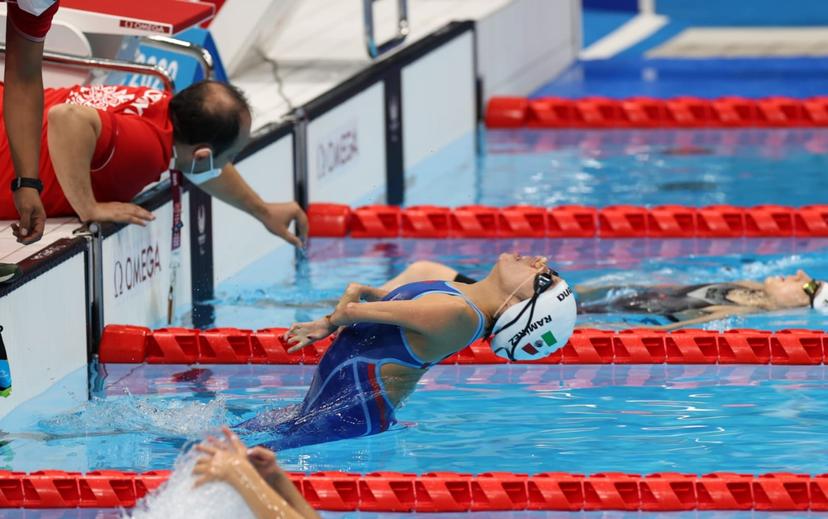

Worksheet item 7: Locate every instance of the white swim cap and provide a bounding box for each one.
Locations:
[810,281,828,310]
[489,278,577,361]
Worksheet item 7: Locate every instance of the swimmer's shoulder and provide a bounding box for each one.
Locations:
[412,292,480,332]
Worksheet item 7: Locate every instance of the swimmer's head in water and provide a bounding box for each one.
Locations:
[804,278,828,310]
[488,253,577,361]
[763,270,813,308]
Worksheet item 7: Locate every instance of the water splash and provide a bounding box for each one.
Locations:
[127,447,254,519]
[37,391,227,439]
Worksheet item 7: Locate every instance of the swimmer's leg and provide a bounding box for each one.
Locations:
[381,261,461,292]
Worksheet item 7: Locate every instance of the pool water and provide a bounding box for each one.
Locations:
[6,363,828,477]
[407,129,828,208]
[11,126,828,518]
[209,237,828,332]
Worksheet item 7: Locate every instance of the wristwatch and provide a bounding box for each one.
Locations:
[10,178,43,193]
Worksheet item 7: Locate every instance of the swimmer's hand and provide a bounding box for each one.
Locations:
[193,426,252,487]
[284,317,336,353]
[83,202,155,227]
[257,201,309,249]
[247,445,283,482]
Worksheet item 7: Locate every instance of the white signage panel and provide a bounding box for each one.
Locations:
[307,82,386,206]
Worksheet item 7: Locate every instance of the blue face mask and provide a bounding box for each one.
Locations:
[171,146,222,185]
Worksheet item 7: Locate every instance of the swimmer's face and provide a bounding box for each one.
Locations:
[494,252,555,308]
[763,270,812,308]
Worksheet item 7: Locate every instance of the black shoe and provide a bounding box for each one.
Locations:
[0,264,19,284]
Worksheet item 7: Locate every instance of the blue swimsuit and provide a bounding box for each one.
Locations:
[237,281,486,451]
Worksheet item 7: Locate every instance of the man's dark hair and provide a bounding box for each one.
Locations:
[169,80,251,156]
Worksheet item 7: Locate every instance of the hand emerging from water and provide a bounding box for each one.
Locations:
[247,445,285,485]
[193,427,311,519]
[193,426,252,488]
[284,317,336,353]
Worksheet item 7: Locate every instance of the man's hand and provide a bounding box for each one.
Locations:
[84,202,155,226]
[257,201,308,249]
[11,189,46,244]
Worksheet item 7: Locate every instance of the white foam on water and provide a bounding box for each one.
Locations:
[127,448,255,519]
[38,391,228,439]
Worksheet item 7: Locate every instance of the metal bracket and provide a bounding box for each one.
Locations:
[0,45,175,92]
[140,35,215,80]
[74,223,104,361]
[363,0,409,59]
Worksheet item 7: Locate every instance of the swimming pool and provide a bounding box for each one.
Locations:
[209,237,828,331]
[406,129,828,208]
[10,126,828,517]
[7,362,828,476]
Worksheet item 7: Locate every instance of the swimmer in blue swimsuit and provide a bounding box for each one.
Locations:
[383,262,822,331]
[237,253,578,450]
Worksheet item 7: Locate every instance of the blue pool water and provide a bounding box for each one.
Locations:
[13,124,828,518]
[208,237,828,332]
[409,129,828,208]
[533,59,828,99]
[6,363,828,477]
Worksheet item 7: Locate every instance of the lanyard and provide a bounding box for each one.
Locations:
[167,169,184,324]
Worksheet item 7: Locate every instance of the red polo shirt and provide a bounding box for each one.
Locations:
[0,84,174,219]
[5,0,59,41]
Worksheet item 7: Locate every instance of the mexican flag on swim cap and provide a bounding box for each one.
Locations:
[489,280,577,361]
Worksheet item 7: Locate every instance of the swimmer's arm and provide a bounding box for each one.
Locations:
[645,306,755,331]
[331,297,474,339]
[199,164,308,248]
[224,462,306,519]
[285,283,390,351]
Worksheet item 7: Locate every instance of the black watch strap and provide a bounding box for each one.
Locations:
[10,178,44,193]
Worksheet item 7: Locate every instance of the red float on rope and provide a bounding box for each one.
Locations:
[485,97,529,128]
[487,95,828,129]
[305,202,828,238]
[499,205,547,237]
[640,473,697,511]
[696,473,754,510]
[99,326,828,365]
[307,204,351,237]
[450,205,501,238]
[7,471,828,511]
[401,206,452,238]
[350,205,401,238]
[547,205,598,237]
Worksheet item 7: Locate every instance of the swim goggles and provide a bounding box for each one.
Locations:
[803,279,822,308]
[492,268,559,336]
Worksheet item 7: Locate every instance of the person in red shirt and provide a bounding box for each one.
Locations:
[0,79,308,248]
[4,0,60,246]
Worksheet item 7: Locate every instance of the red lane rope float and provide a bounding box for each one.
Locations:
[485,96,828,129]
[3,470,828,511]
[306,203,828,238]
[99,326,828,365]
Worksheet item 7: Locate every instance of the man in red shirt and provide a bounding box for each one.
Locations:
[0,79,308,248]
[4,0,60,247]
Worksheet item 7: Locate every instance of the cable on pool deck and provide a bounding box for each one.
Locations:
[2,469,827,511]
[304,203,828,238]
[99,325,827,365]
